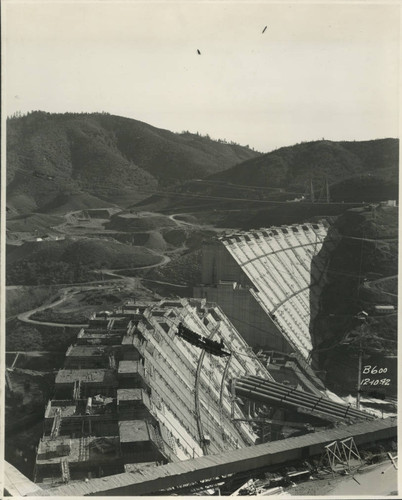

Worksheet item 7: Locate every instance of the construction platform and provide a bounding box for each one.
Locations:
[30,417,396,496]
[32,298,274,486]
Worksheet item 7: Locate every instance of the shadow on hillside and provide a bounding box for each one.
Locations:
[308,224,340,371]
[308,207,398,393]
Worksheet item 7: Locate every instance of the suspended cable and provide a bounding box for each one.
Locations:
[8,166,378,207]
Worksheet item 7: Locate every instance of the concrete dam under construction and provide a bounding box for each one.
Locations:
[5,219,397,496]
[194,220,338,360]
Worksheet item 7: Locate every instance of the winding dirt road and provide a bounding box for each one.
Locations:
[10,208,199,329]
[17,288,88,327]
[14,251,172,328]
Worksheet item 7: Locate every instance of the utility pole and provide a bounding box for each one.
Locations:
[355,311,368,410]
[310,177,315,203]
[356,337,363,410]
[342,311,368,411]
[325,177,330,203]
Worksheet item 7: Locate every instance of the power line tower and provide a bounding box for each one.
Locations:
[315,176,330,203]
[325,177,330,203]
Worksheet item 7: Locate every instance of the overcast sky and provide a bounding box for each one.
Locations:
[3,1,400,152]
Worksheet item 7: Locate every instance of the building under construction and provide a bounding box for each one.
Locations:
[34,298,274,485]
[26,219,396,495]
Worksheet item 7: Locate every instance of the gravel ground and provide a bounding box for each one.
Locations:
[286,461,398,496]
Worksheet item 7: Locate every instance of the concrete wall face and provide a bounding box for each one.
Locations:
[194,284,290,352]
[196,223,338,359]
[201,243,251,286]
[197,239,291,352]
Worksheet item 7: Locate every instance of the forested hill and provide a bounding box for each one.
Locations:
[208,138,399,196]
[6,111,260,213]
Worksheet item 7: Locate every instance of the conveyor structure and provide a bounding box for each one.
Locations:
[233,375,375,423]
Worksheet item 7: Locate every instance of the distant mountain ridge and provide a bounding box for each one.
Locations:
[208,138,399,192]
[6,111,260,213]
[7,113,398,215]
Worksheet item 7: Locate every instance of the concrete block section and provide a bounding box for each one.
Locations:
[119,421,166,464]
[117,361,149,391]
[119,420,150,443]
[117,389,154,422]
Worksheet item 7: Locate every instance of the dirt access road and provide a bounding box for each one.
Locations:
[11,209,207,329]
[17,288,88,327]
[15,251,172,328]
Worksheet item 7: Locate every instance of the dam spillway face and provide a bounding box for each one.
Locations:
[195,220,339,361]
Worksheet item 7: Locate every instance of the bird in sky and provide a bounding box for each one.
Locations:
[262,26,267,33]
[197,49,201,55]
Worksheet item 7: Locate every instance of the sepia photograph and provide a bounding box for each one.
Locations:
[2,0,399,497]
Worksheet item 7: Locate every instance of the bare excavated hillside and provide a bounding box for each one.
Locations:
[7,111,260,213]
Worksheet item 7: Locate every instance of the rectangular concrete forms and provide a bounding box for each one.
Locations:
[33,298,271,487]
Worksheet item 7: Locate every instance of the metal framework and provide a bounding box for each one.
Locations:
[323,440,345,475]
[340,437,363,470]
